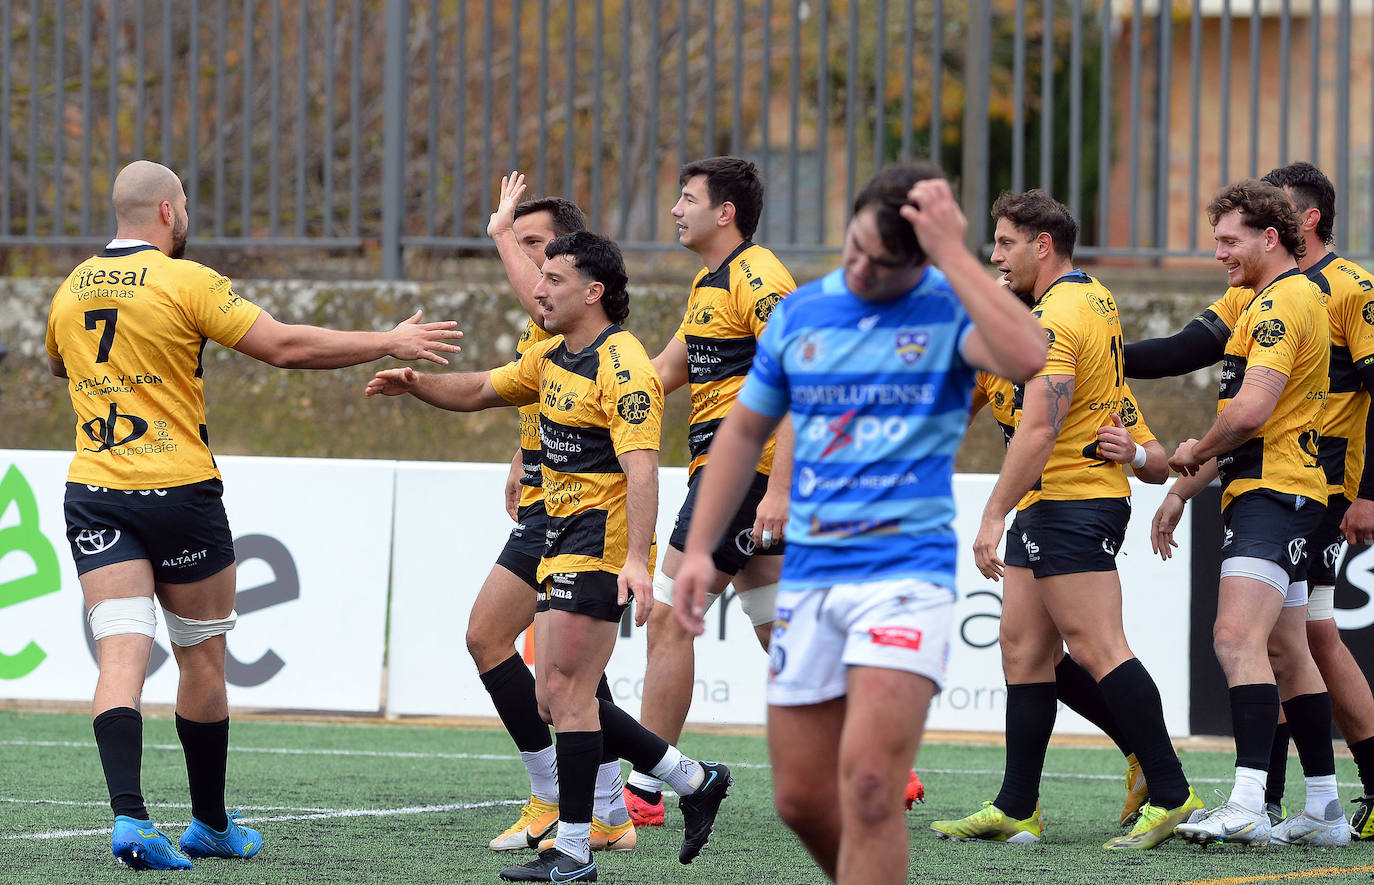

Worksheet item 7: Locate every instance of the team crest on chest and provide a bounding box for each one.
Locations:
[798,333,825,367]
[895,330,929,365]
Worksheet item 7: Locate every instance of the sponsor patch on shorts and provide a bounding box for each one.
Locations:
[868,626,923,651]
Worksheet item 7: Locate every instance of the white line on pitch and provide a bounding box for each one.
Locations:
[4,799,527,841]
[0,797,332,812]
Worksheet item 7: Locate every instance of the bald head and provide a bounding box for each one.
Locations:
[112,160,183,226]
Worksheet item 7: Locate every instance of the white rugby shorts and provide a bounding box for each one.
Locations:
[766,576,954,707]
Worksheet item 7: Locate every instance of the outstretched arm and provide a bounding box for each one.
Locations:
[1124,318,1227,379]
[364,366,508,412]
[233,309,462,369]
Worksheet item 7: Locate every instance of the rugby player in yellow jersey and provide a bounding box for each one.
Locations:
[1135,163,1374,842]
[933,190,1201,850]
[473,176,636,853]
[46,161,461,870]
[970,371,1167,827]
[626,157,798,824]
[1152,181,1348,846]
[367,232,731,883]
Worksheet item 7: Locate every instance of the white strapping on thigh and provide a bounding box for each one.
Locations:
[1219,556,1288,594]
[87,596,157,641]
[652,571,722,611]
[163,609,238,647]
[738,582,778,627]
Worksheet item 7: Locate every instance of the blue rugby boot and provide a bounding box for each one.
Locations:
[178,810,262,859]
[111,815,193,870]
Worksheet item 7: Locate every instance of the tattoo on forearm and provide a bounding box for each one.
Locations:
[1045,377,1075,433]
[1214,409,1247,449]
[1244,366,1288,400]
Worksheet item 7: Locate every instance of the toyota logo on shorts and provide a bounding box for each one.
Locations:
[74,529,121,555]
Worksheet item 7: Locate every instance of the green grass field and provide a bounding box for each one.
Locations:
[2,709,1372,884]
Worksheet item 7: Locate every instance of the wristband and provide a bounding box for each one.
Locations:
[1130,444,1147,469]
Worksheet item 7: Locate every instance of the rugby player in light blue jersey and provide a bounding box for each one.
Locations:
[672,163,1046,885]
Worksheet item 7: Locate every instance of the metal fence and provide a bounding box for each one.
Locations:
[3,0,1373,278]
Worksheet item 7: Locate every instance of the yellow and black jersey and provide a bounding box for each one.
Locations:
[45,243,262,490]
[514,319,554,509]
[675,241,795,476]
[1197,286,1255,346]
[1217,269,1330,510]
[489,323,664,581]
[973,371,1156,453]
[1018,270,1129,508]
[1307,253,1374,501]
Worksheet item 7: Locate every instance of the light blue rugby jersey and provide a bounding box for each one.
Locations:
[738,265,977,592]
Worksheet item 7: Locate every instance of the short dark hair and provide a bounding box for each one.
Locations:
[851,161,946,265]
[545,231,630,323]
[678,156,764,240]
[514,197,588,237]
[1262,161,1335,246]
[990,189,1079,260]
[1206,179,1306,262]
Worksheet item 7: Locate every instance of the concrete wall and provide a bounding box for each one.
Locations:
[2,261,1231,473]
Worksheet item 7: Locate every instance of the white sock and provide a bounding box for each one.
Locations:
[522,745,559,804]
[1229,766,1266,812]
[626,769,664,796]
[552,820,591,863]
[594,761,630,826]
[650,746,704,796]
[1304,774,1341,821]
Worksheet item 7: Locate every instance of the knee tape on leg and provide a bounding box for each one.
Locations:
[163,609,238,647]
[652,572,723,612]
[1307,585,1336,621]
[738,583,778,627]
[1220,556,1289,594]
[87,597,157,641]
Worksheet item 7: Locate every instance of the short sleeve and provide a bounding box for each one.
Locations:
[603,352,663,455]
[490,340,552,406]
[180,262,262,347]
[742,260,796,339]
[1239,298,1304,377]
[1033,298,1081,378]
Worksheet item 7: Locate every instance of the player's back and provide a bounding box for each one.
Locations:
[1308,253,1374,501]
[46,244,261,489]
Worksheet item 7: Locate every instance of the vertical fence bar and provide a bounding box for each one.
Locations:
[1040,0,1053,194]
[930,0,943,168]
[54,1,65,235]
[188,0,201,233]
[1337,0,1350,253]
[1248,0,1259,176]
[110,0,120,233]
[241,0,254,237]
[1310,2,1321,162]
[1012,0,1025,195]
[349,0,361,236]
[567,4,578,196]
[454,0,466,235]
[963,0,991,249]
[426,0,439,236]
[1096,0,1110,248]
[80,0,93,236]
[480,0,493,222]
[1068,0,1082,219]
[295,2,307,237]
[381,0,409,279]
[535,0,548,193]
[591,0,604,225]
[135,0,145,160]
[874,0,887,175]
[618,0,631,240]
[269,0,281,237]
[27,0,37,235]
[323,0,336,238]
[900,0,913,162]
[1155,4,1171,251]
[1188,0,1201,251]
[817,0,828,241]
[1128,0,1142,247]
[161,0,172,164]
[704,0,715,154]
[677,0,687,173]
[508,0,521,173]
[788,1,801,242]
[215,0,226,237]
[1278,0,1291,164]
[844,0,857,212]
[760,0,772,204]
[646,0,660,233]
[1219,2,1231,186]
[730,0,742,156]
[1,0,11,234]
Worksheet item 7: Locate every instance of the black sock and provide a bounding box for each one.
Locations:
[93,707,149,820]
[595,675,617,765]
[1056,654,1131,756]
[1230,683,1281,772]
[479,652,552,754]
[992,682,1056,821]
[1283,692,1337,778]
[1350,736,1374,796]
[1265,722,1291,806]
[554,731,601,825]
[1098,659,1190,809]
[175,714,229,831]
[598,698,669,773]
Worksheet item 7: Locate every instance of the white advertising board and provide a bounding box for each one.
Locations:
[0,450,394,713]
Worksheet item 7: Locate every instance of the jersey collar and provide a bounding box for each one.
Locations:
[99,238,160,258]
